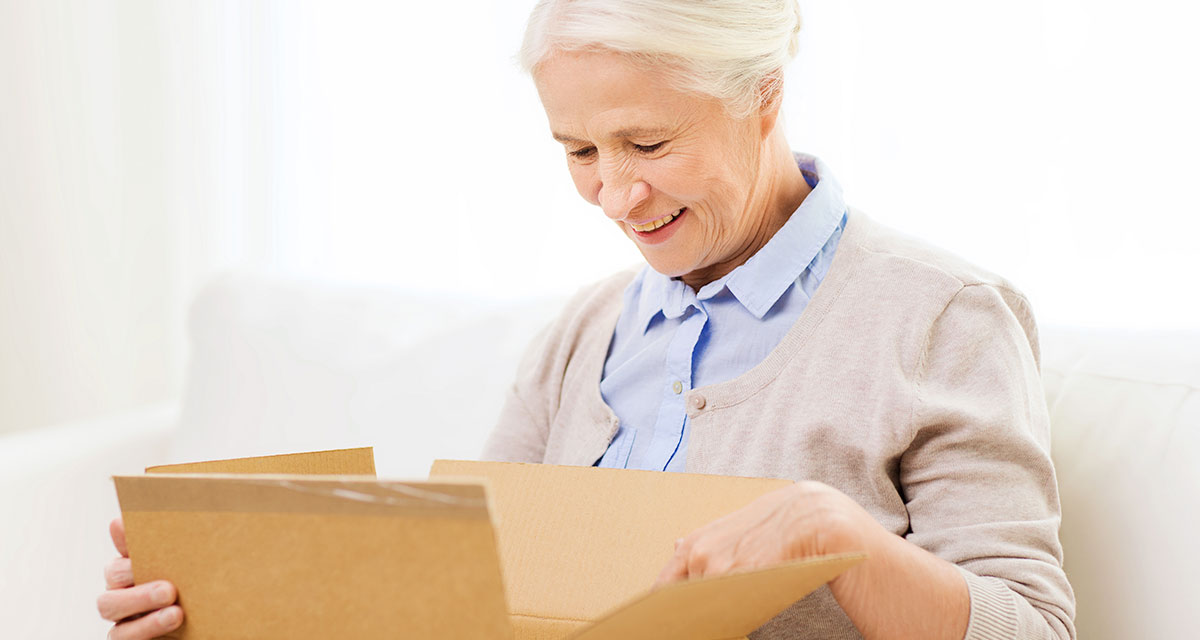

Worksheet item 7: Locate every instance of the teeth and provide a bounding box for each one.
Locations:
[632,209,683,232]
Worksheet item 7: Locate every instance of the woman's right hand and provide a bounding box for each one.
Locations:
[96,517,184,639]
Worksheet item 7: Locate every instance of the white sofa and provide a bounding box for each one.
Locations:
[2,272,1196,638]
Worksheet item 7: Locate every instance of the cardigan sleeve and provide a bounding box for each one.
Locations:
[901,283,1076,640]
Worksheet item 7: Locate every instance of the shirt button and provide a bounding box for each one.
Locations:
[672,381,683,394]
[689,394,706,410]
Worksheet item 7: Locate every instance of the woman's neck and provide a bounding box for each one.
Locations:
[679,140,812,291]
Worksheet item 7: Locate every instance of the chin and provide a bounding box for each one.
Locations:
[640,255,693,279]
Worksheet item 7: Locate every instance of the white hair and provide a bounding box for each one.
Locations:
[519,0,803,119]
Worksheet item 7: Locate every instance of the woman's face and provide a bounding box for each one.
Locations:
[533,49,775,286]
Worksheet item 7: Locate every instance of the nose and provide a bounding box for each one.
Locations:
[598,179,651,221]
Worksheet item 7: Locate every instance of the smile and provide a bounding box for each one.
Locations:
[630,208,685,233]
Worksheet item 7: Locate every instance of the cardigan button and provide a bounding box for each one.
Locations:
[689,394,706,410]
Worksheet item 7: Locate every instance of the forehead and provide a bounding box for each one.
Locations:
[533,49,718,141]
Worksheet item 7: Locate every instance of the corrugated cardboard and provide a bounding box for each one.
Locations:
[115,473,513,639]
[428,460,864,640]
[569,555,864,640]
[115,449,865,639]
[123,447,512,638]
[144,446,376,475]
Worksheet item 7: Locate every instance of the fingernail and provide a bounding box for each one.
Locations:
[154,584,173,603]
[159,606,179,625]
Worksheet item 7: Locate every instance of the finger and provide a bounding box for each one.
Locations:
[686,542,711,578]
[97,581,177,623]
[696,552,735,579]
[107,605,183,640]
[110,518,128,557]
[104,557,134,590]
[653,542,691,588]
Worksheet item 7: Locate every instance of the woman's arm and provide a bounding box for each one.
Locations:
[828,520,970,640]
[657,283,1075,640]
[655,479,970,639]
[895,283,1074,639]
[482,380,551,462]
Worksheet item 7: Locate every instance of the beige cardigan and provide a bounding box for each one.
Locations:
[482,209,1075,640]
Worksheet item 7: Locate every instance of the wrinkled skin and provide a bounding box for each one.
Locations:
[653,481,876,586]
[96,518,183,640]
[533,48,812,290]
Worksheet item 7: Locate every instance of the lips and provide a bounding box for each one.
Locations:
[630,208,686,233]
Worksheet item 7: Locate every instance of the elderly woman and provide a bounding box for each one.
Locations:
[98,1,1074,639]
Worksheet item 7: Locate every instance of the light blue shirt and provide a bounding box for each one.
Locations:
[596,153,847,472]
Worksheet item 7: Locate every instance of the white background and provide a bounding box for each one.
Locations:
[1,0,1198,434]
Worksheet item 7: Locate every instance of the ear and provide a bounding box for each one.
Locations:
[757,71,785,139]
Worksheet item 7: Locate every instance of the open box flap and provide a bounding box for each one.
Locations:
[144,446,376,475]
[570,553,866,640]
[114,473,511,639]
[429,460,804,628]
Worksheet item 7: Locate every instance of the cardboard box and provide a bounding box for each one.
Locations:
[115,448,864,639]
[144,446,377,476]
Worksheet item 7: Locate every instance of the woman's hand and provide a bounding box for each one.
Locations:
[655,481,970,640]
[96,517,184,639]
[653,480,881,587]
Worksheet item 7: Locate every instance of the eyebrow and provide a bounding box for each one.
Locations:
[552,127,670,144]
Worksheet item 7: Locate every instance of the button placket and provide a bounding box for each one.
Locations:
[646,303,705,470]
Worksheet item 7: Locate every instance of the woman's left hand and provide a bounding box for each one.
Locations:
[654,480,885,587]
[655,480,972,640]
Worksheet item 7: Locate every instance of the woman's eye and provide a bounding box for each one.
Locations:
[634,142,665,153]
[568,146,596,159]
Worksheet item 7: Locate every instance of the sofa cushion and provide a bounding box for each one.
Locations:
[171,273,565,476]
[1041,325,1200,640]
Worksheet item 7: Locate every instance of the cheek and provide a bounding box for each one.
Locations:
[569,164,602,206]
[641,154,721,204]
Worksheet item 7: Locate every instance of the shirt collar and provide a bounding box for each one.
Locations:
[633,265,688,330]
[634,152,846,332]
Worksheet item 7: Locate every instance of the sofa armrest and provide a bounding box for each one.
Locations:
[0,403,179,638]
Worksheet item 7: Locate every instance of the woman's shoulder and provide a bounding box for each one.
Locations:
[846,208,1023,296]
[842,209,1035,329]
[840,208,1040,359]
[511,266,639,375]
[564,266,642,312]
[542,266,640,338]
